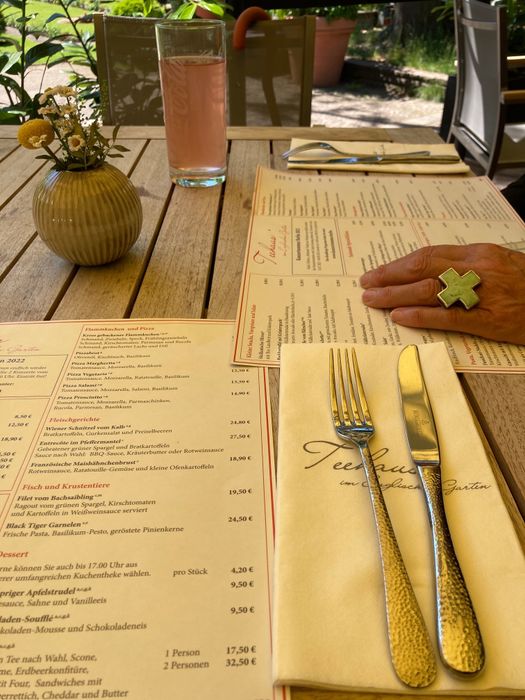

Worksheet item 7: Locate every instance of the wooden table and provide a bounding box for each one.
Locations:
[0,124,523,700]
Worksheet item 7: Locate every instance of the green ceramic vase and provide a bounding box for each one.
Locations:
[32,162,143,266]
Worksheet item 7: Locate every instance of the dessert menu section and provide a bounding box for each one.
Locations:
[233,167,525,371]
[0,320,283,700]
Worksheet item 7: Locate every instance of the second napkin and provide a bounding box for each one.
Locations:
[273,342,525,694]
[286,139,470,174]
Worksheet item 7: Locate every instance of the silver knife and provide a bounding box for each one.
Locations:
[397,345,485,677]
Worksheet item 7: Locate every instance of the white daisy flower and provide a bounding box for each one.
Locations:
[68,135,86,152]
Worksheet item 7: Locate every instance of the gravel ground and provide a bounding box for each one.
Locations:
[311,81,442,130]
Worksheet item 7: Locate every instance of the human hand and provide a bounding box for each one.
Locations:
[359,244,525,345]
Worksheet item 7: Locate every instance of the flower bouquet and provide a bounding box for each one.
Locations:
[18,86,128,171]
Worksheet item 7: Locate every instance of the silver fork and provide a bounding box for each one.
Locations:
[329,348,437,689]
[281,140,353,159]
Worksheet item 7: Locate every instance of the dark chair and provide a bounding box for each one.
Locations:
[447,0,525,177]
[94,14,164,126]
[94,13,315,127]
[228,15,315,126]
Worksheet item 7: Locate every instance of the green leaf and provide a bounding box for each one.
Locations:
[199,0,224,16]
[0,107,23,124]
[172,3,197,19]
[0,97,34,119]
[25,41,63,67]
[0,75,24,98]
[1,50,22,74]
[85,124,96,147]
[111,144,129,152]
[0,73,18,91]
[43,12,68,23]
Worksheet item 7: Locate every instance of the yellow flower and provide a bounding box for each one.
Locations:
[17,119,55,150]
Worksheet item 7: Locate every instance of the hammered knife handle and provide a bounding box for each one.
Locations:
[418,466,485,676]
[360,445,437,689]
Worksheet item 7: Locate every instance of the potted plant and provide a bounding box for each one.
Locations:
[17,87,142,266]
[273,5,359,87]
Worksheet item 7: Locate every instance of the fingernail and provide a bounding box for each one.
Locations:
[391,309,408,323]
[362,289,377,303]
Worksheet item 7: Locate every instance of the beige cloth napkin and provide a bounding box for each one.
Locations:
[286,139,471,174]
[273,342,525,694]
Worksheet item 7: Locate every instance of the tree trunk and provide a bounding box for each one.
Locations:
[390,0,443,44]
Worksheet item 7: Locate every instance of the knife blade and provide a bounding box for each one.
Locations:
[397,345,485,677]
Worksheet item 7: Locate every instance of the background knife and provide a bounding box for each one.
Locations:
[397,344,485,677]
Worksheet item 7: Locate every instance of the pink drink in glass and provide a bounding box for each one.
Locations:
[159,55,227,186]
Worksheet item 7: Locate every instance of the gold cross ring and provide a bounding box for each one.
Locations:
[437,267,481,310]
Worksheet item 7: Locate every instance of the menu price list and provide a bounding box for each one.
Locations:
[233,167,525,370]
[0,320,283,700]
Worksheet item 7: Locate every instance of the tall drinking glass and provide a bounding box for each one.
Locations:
[155,20,227,187]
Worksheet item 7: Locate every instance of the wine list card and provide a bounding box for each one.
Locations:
[233,166,525,372]
[0,319,286,700]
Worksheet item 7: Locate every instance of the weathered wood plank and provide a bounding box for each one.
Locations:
[227,125,393,142]
[384,126,443,144]
[0,237,74,321]
[292,690,520,700]
[0,147,50,208]
[131,173,222,319]
[462,372,525,521]
[207,139,271,320]
[271,140,292,171]
[0,177,43,276]
[0,138,18,163]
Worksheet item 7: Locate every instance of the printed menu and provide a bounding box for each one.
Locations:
[0,319,285,700]
[233,167,525,371]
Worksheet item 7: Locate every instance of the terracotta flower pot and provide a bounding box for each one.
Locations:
[33,163,142,266]
[313,17,357,88]
[195,7,217,18]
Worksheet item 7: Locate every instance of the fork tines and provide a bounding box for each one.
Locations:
[329,347,372,435]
